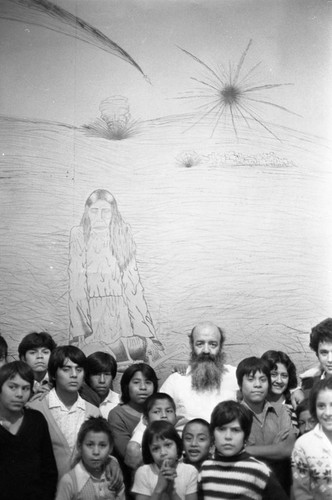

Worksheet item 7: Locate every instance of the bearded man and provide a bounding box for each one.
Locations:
[161,321,238,429]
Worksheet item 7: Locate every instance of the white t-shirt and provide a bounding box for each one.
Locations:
[132,462,198,499]
[99,390,120,419]
[160,365,238,429]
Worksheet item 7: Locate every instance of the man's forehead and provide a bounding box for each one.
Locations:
[192,323,221,342]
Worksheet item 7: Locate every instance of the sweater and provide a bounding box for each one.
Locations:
[199,451,288,500]
[0,408,58,500]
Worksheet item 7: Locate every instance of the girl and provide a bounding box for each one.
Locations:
[132,420,198,500]
[108,363,158,493]
[261,350,298,428]
[56,416,125,500]
[199,401,288,500]
[182,419,212,470]
[292,377,332,499]
[108,363,158,461]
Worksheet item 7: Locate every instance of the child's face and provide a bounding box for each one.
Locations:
[183,422,211,464]
[316,388,332,436]
[317,342,332,376]
[147,399,176,425]
[241,370,269,405]
[55,358,84,393]
[23,347,51,375]
[89,372,113,398]
[0,374,31,414]
[80,431,111,474]
[128,371,154,406]
[149,436,178,468]
[213,418,245,457]
[270,362,289,397]
[298,409,316,435]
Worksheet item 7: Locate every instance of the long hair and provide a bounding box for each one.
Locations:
[120,363,158,404]
[80,189,136,270]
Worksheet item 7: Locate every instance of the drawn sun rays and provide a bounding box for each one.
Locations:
[177,39,301,140]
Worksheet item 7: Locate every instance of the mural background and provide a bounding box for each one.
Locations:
[1,0,331,380]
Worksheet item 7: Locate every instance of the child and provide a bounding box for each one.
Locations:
[125,392,177,470]
[295,398,316,436]
[83,351,120,417]
[199,401,288,500]
[56,416,125,499]
[132,420,198,500]
[236,356,297,495]
[300,318,332,397]
[0,361,57,500]
[108,363,158,493]
[18,331,56,394]
[108,363,158,462]
[261,350,298,429]
[0,335,8,368]
[292,377,332,499]
[28,345,100,478]
[182,419,212,471]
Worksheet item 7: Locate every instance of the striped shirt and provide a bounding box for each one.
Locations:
[199,451,288,500]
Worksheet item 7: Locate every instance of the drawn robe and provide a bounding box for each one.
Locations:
[68,226,156,350]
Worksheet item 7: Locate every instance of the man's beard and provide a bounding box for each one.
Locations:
[190,350,225,392]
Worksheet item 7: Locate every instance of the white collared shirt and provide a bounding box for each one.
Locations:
[48,388,86,450]
[99,390,120,419]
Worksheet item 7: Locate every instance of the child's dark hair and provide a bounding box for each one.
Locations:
[309,377,332,420]
[295,398,310,419]
[74,417,114,467]
[210,400,253,441]
[143,392,176,419]
[261,350,297,392]
[236,356,271,388]
[0,361,34,392]
[309,318,332,355]
[120,363,158,404]
[77,416,114,449]
[0,336,8,359]
[18,331,56,359]
[86,351,117,381]
[183,418,211,437]
[142,420,182,464]
[48,346,86,385]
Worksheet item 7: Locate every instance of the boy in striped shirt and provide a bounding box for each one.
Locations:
[199,401,287,500]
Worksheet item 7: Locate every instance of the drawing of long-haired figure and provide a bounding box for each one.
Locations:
[68,189,163,363]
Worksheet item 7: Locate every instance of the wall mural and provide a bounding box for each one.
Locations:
[0,0,331,379]
[68,188,163,364]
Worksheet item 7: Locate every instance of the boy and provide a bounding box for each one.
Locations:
[0,361,57,500]
[236,356,297,495]
[83,351,120,416]
[27,345,100,478]
[182,418,212,470]
[124,392,177,470]
[0,335,8,368]
[300,318,332,396]
[295,399,316,436]
[199,401,288,500]
[18,331,56,394]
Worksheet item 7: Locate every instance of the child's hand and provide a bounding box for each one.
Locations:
[105,456,124,491]
[161,458,177,482]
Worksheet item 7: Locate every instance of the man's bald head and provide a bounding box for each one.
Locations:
[189,321,225,356]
